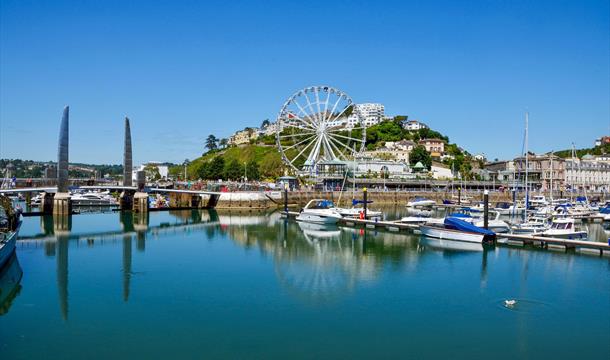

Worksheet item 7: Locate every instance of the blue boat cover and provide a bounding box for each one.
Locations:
[447,212,472,219]
[576,196,587,202]
[444,217,496,236]
[352,199,373,206]
[600,207,610,214]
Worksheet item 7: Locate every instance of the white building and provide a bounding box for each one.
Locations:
[350,157,412,179]
[354,103,384,127]
[402,120,428,131]
[228,127,259,146]
[133,161,169,181]
[261,122,281,136]
[565,155,610,192]
[431,163,453,179]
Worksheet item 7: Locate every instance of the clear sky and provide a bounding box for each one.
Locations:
[1,0,608,165]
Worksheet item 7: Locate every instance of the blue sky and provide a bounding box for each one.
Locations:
[1,0,608,164]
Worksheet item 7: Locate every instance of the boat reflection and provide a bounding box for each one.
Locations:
[0,253,23,316]
[297,222,341,240]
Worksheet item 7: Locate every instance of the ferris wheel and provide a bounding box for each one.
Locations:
[276,86,366,174]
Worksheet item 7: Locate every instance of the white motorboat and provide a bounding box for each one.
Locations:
[510,216,550,234]
[419,217,496,244]
[540,218,587,240]
[400,216,442,225]
[494,202,525,215]
[30,193,42,206]
[446,210,511,234]
[406,197,436,207]
[71,191,118,206]
[419,236,483,252]
[0,200,22,269]
[296,199,342,225]
[529,195,548,208]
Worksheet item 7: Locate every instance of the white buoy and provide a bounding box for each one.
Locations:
[504,299,517,307]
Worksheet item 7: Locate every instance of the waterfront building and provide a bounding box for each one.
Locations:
[401,120,428,131]
[419,138,445,157]
[513,153,565,191]
[484,160,516,183]
[565,155,610,192]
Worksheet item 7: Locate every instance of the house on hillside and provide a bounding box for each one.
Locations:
[401,120,428,131]
[419,138,445,157]
[228,127,259,146]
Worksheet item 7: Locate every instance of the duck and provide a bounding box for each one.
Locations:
[504,299,517,307]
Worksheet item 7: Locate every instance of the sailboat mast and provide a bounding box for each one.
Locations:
[524,112,529,211]
[550,151,554,202]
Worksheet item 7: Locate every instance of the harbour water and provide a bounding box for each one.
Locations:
[1,208,609,359]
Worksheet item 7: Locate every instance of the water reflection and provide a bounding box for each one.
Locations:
[0,253,23,316]
[14,209,610,319]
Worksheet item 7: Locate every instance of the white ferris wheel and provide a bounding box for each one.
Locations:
[275,86,366,175]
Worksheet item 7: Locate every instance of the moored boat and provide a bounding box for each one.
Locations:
[0,196,22,269]
[420,217,496,244]
[296,199,342,225]
[540,217,587,240]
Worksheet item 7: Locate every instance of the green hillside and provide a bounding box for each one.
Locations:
[554,142,609,159]
[180,144,284,181]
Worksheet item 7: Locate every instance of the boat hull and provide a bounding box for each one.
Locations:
[0,222,20,270]
[296,213,340,225]
[420,225,485,243]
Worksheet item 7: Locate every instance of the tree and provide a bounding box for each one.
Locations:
[261,119,270,129]
[224,159,243,180]
[208,156,225,180]
[219,138,228,148]
[144,164,161,181]
[409,145,432,170]
[245,160,260,181]
[205,134,218,152]
[260,156,284,179]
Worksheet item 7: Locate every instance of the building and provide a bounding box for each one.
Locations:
[401,120,428,131]
[513,154,565,191]
[354,103,384,127]
[431,162,452,179]
[133,161,169,181]
[473,153,486,161]
[351,157,411,179]
[484,160,516,183]
[260,122,281,136]
[363,147,410,163]
[385,139,416,151]
[565,155,610,192]
[228,127,259,146]
[419,138,445,157]
[594,136,610,147]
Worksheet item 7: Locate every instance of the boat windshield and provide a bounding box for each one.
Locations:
[551,222,572,230]
[310,200,334,209]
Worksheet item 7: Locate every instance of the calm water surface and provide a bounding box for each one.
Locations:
[1,208,609,359]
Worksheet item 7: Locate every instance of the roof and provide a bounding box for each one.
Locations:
[419,138,444,143]
[413,161,425,169]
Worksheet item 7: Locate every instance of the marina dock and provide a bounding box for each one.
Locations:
[281,211,610,256]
